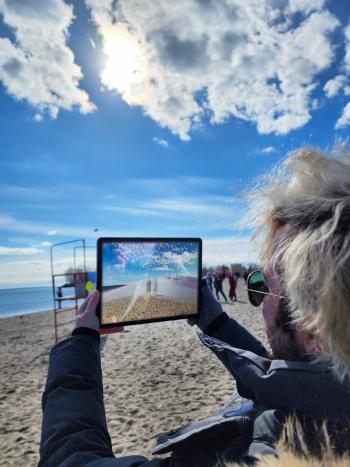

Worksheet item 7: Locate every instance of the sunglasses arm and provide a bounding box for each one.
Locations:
[246,288,287,300]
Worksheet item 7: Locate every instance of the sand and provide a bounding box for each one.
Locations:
[0,281,268,466]
[103,293,197,323]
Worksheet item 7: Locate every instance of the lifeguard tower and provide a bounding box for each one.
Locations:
[50,239,96,342]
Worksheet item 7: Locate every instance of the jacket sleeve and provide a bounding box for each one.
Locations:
[205,313,269,358]
[39,335,165,467]
[200,315,269,400]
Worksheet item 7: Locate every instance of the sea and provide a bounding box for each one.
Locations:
[0,286,82,318]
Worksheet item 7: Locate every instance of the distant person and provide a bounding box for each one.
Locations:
[227,272,237,301]
[243,270,248,284]
[205,273,213,292]
[40,148,350,466]
[57,287,63,309]
[213,272,227,302]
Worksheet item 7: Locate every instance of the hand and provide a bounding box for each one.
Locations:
[73,290,123,334]
[188,278,225,331]
[74,290,100,333]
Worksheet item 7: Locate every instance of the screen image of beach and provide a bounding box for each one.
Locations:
[101,241,199,324]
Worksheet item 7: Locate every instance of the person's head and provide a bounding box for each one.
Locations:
[259,237,321,362]
[247,147,350,380]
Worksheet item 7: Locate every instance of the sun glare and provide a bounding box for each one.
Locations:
[101,27,141,93]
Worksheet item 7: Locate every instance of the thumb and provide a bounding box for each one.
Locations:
[85,290,100,315]
[201,281,216,302]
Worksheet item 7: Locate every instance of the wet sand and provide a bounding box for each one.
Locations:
[0,281,267,466]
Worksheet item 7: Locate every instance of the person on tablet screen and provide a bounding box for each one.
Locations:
[39,148,350,466]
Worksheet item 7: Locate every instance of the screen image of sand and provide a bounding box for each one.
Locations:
[102,276,198,323]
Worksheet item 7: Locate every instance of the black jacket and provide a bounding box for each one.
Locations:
[39,315,350,466]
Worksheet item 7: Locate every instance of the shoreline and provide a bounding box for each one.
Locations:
[0,308,54,319]
[0,306,75,320]
[0,284,51,290]
[0,281,267,467]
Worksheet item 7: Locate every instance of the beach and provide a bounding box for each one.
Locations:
[0,281,267,466]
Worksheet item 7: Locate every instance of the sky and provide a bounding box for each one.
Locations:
[0,0,350,288]
[102,241,199,285]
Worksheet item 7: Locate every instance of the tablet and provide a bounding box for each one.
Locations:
[97,237,202,329]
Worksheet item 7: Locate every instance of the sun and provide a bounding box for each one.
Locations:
[101,26,142,94]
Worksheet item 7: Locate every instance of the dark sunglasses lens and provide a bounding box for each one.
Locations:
[247,271,269,307]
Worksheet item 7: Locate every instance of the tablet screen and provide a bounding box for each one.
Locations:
[98,238,201,326]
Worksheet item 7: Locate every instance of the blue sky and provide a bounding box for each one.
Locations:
[0,0,350,287]
[102,241,199,285]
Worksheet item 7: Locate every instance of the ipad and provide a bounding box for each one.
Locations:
[97,238,202,329]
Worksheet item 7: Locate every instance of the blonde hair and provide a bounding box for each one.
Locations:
[225,417,350,467]
[246,147,350,381]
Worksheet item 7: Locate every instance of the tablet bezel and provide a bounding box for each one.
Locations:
[97,237,202,329]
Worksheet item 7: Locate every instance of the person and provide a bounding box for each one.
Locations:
[57,286,63,309]
[227,271,237,301]
[205,272,213,292]
[243,270,249,284]
[39,148,350,466]
[213,271,228,302]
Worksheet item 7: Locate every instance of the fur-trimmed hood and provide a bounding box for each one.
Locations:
[227,417,350,467]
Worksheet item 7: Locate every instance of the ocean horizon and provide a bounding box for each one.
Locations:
[0,286,83,318]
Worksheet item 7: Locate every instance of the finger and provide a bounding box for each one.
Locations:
[77,294,92,315]
[85,289,100,314]
[201,281,216,301]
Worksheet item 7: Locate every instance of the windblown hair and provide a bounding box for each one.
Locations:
[246,147,350,381]
[225,417,350,467]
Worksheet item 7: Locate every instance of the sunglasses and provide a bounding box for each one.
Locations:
[246,270,286,307]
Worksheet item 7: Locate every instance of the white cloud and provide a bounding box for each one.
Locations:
[0,258,50,287]
[334,23,350,129]
[261,146,276,154]
[33,113,43,122]
[41,241,52,247]
[101,193,247,234]
[0,0,95,118]
[0,246,41,255]
[103,195,237,220]
[0,213,160,238]
[124,176,227,193]
[0,237,258,287]
[103,205,167,217]
[335,101,350,129]
[144,197,233,215]
[86,0,339,139]
[324,75,347,98]
[203,236,260,266]
[0,183,44,198]
[162,251,196,266]
[344,23,350,73]
[288,0,327,14]
[0,253,90,287]
[0,215,85,238]
[153,137,169,147]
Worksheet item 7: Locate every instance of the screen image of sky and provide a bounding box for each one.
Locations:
[102,242,199,286]
[0,1,350,287]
